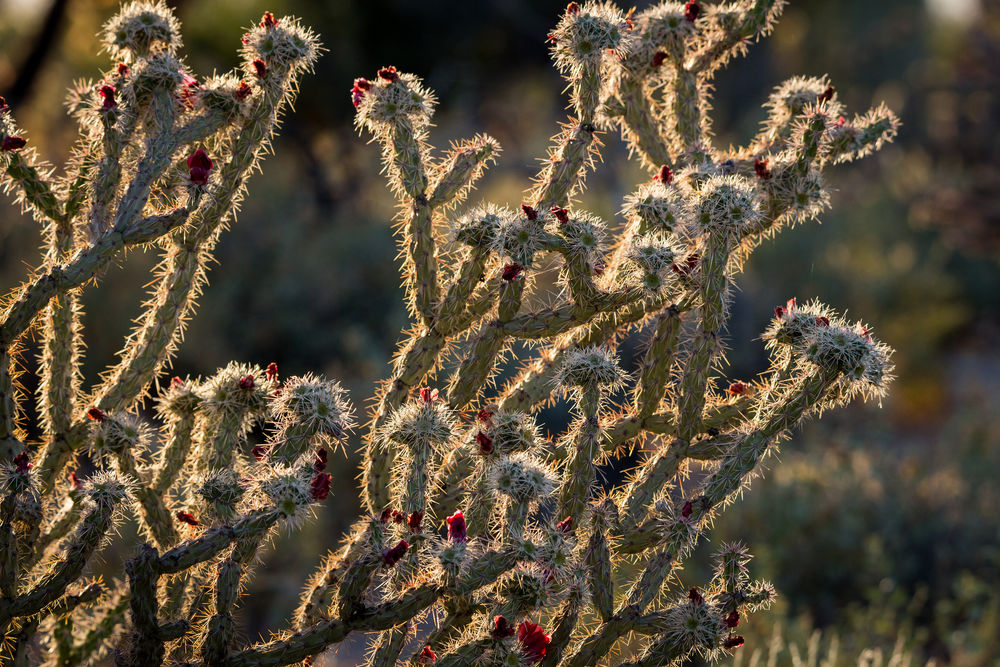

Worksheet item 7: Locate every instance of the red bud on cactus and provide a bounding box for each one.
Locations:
[419,387,438,404]
[408,511,423,532]
[688,587,704,604]
[684,1,701,22]
[187,149,213,186]
[253,59,267,78]
[379,507,393,523]
[236,81,252,100]
[521,204,538,220]
[87,408,107,422]
[681,499,693,521]
[251,445,268,461]
[176,511,200,526]
[651,51,667,68]
[477,408,493,424]
[2,136,26,152]
[418,646,436,663]
[819,85,835,103]
[68,470,82,490]
[551,206,569,224]
[238,374,255,390]
[724,635,745,649]
[117,62,130,76]
[266,362,278,381]
[381,539,409,566]
[99,85,117,109]
[502,263,525,282]
[476,431,493,454]
[313,447,328,472]
[14,451,31,473]
[310,472,332,500]
[492,615,515,639]
[556,516,573,534]
[566,2,579,15]
[725,610,740,628]
[260,11,278,28]
[654,164,673,184]
[447,510,467,543]
[377,66,398,82]
[517,621,551,662]
[816,316,830,327]
[753,158,771,180]
[727,381,747,396]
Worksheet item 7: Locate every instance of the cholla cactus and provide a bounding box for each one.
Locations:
[0,1,900,665]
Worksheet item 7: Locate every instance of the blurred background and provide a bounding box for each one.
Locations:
[1,0,998,664]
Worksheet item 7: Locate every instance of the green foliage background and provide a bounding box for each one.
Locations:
[1,0,997,663]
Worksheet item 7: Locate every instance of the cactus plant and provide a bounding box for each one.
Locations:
[0,1,899,665]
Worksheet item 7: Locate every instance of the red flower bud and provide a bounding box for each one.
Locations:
[521,203,538,221]
[408,511,423,532]
[517,621,551,662]
[314,447,328,472]
[447,510,467,543]
[753,158,771,180]
[13,451,31,474]
[566,2,579,14]
[816,316,830,327]
[593,259,607,276]
[260,11,278,28]
[556,516,573,534]
[654,164,673,184]
[551,206,569,224]
[187,149,213,186]
[0,96,6,110]
[68,470,82,490]
[253,59,267,79]
[379,507,393,523]
[99,85,117,109]
[492,615,515,639]
[547,33,558,44]
[1,136,26,152]
[818,85,835,103]
[238,374,255,390]
[236,81,252,100]
[672,252,699,275]
[502,263,525,282]
[381,539,409,566]
[310,472,332,500]
[266,362,278,381]
[350,77,371,107]
[688,587,704,605]
[684,1,701,22]
[419,387,438,404]
[391,509,405,524]
[723,635,745,649]
[251,445,269,461]
[418,645,436,663]
[477,408,493,424]
[725,610,740,628]
[87,407,107,422]
[171,376,184,388]
[727,381,747,396]
[681,499,693,521]
[117,62,130,76]
[377,66,398,82]
[175,511,200,526]
[476,431,493,455]
[857,325,871,342]
[651,51,668,68]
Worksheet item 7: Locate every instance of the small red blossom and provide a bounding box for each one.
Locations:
[684,0,701,22]
[117,62,130,76]
[492,615,515,639]
[87,407,107,422]
[187,149,213,186]
[351,77,371,107]
[314,447,328,472]
[236,81,253,100]
[175,511,200,526]
[99,85,117,109]
[688,587,704,605]
[517,621,551,662]
[502,263,525,282]
[723,635,745,649]
[0,96,6,109]
[857,325,871,342]
[654,164,673,184]
[477,408,493,424]
[593,258,607,276]
[408,511,424,532]
[556,516,573,534]
[68,470,83,490]
[727,381,747,396]
[379,507,393,523]
[447,510,468,543]
[2,136,26,152]
[251,445,269,461]
[774,298,796,320]
[171,376,184,388]
[238,374,255,390]
[566,2,580,14]
[547,33,558,44]
[836,115,847,126]
[260,11,278,28]
[391,509,405,524]
[476,431,494,455]
[377,66,399,82]
[419,387,438,404]
[521,203,538,221]
[753,158,771,180]
[681,499,693,521]
[266,362,279,381]
[417,645,436,663]
[14,451,31,474]
[651,51,668,68]
[179,71,200,108]
[818,85,835,103]
[551,206,569,224]
[725,610,740,628]
[253,59,267,79]
[310,472,332,500]
[241,34,250,45]
[816,316,830,327]
[381,539,409,566]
